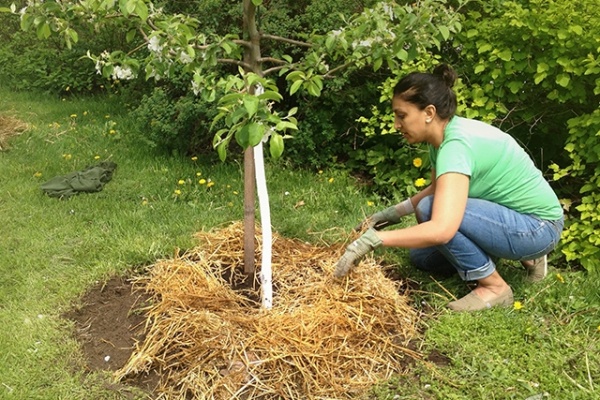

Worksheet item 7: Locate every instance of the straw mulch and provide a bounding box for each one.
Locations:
[0,114,28,151]
[116,222,421,399]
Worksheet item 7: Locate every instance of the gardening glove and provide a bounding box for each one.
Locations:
[334,228,383,278]
[354,199,414,231]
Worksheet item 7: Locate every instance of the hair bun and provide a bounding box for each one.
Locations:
[433,64,457,89]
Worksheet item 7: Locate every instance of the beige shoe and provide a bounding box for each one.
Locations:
[524,255,548,282]
[447,286,513,312]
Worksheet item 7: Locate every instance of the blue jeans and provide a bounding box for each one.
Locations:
[409,195,564,281]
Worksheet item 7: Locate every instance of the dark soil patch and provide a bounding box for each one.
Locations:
[63,276,160,395]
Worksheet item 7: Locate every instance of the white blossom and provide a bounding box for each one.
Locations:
[112,65,134,80]
[191,80,201,96]
[147,36,163,53]
[331,29,342,36]
[179,51,193,64]
[382,3,395,21]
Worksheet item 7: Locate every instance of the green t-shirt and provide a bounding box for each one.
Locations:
[429,116,563,220]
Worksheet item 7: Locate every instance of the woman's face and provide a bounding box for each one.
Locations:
[392,96,430,144]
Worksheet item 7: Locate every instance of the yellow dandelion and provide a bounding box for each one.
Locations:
[228,202,233,207]
[597,325,600,332]
[413,157,423,168]
[33,172,42,178]
[367,201,374,207]
[207,181,215,188]
[83,111,88,116]
[328,177,334,183]
[94,155,100,160]
[513,301,523,311]
[174,189,181,195]
[62,154,72,160]
[104,114,110,119]
[109,129,116,135]
[142,200,148,206]
[178,180,185,185]
[556,273,565,283]
[415,178,426,187]
[191,156,198,161]
[318,170,323,174]
[70,114,77,118]
[196,172,202,177]
[65,86,70,91]
[233,191,239,195]
[199,179,206,185]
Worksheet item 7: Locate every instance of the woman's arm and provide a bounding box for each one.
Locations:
[377,172,469,248]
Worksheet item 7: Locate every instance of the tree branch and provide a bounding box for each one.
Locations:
[260,33,312,48]
[258,57,286,65]
[217,58,253,70]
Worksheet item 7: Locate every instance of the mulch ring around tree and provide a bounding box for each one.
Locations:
[65,222,427,399]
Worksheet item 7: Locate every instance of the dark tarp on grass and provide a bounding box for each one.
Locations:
[41,161,117,199]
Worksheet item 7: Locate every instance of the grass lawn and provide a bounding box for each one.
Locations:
[0,89,598,399]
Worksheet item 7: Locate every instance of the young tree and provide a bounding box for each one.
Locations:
[8,0,464,307]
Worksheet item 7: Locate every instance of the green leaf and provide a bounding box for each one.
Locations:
[556,73,571,88]
[270,133,284,159]
[396,48,408,61]
[243,96,259,118]
[126,29,136,43]
[438,25,450,41]
[247,122,265,147]
[135,0,148,20]
[37,22,51,39]
[498,49,512,62]
[251,0,263,5]
[474,64,485,74]
[258,91,283,102]
[466,29,478,38]
[217,140,227,162]
[286,71,305,81]
[290,80,303,95]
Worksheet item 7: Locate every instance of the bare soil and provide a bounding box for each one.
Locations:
[63,276,161,396]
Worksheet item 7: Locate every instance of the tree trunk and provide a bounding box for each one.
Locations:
[242,0,262,274]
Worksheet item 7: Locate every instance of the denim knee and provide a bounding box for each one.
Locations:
[409,247,457,278]
[415,195,434,223]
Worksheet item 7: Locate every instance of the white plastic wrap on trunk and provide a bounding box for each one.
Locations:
[253,85,273,309]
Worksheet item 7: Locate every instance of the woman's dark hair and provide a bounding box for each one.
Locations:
[393,64,458,119]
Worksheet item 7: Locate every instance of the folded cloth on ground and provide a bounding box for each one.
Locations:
[41,161,117,199]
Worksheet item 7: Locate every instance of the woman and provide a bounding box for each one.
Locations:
[334,64,564,311]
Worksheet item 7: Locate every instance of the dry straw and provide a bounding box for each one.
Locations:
[116,222,420,399]
[0,114,28,151]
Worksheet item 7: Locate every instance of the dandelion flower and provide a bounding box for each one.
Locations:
[367,201,374,207]
[597,325,600,332]
[318,170,323,174]
[178,179,185,185]
[415,178,426,187]
[199,179,206,185]
[556,273,565,283]
[196,172,202,177]
[83,111,88,116]
[70,114,77,118]
[142,200,148,206]
[233,191,239,195]
[191,156,198,161]
[109,129,116,135]
[207,181,215,188]
[65,86,70,91]
[328,177,334,183]
[62,154,72,160]
[413,157,423,168]
[34,172,42,178]
[174,189,181,195]
[94,155,100,160]
[513,301,523,311]
[104,114,110,119]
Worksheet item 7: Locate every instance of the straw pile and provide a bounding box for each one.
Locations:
[0,114,28,151]
[116,222,420,399]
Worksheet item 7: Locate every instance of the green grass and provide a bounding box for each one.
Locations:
[1,90,599,400]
